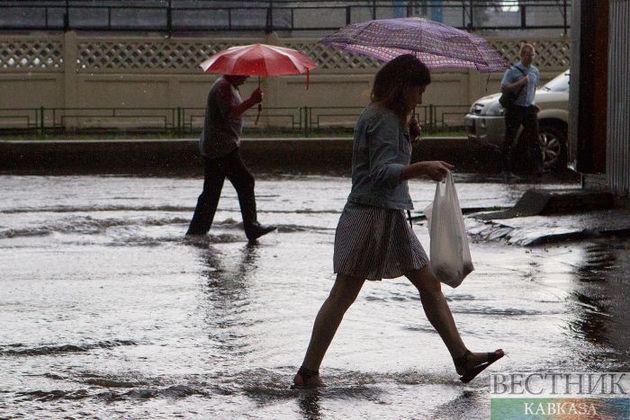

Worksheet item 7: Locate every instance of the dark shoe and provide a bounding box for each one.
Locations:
[245,223,276,242]
[501,171,519,184]
[526,171,544,183]
[185,229,207,237]
[454,349,505,384]
[291,366,325,389]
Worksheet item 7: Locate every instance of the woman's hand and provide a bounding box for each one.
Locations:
[409,117,422,141]
[401,160,455,181]
[422,161,455,181]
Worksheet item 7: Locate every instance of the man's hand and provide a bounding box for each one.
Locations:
[249,88,263,104]
[519,75,529,86]
[229,87,264,118]
[502,74,529,94]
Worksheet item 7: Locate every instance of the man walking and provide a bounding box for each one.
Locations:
[500,43,543,180]
[186,74,276,241]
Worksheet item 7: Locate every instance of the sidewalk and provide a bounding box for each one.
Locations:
[466,189,630,246]
[0,136,496,174]
[468,208,630,246]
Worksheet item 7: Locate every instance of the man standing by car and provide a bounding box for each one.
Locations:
[501,43,543,180]
[186,74,276,242]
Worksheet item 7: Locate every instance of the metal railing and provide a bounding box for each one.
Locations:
[0,0,571,34]
[0,104,471,137]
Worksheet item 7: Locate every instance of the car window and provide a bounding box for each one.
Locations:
[542,71,570,92]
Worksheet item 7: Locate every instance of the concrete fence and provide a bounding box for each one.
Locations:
[0,31,570,131]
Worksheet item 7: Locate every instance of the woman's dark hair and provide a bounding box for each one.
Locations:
[371,54,431,121]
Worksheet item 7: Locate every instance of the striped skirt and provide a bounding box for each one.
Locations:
[333,202,429,281]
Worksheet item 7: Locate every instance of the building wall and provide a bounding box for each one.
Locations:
[0,1,571,34]
[0,31,570,130]
[607,0,630,197]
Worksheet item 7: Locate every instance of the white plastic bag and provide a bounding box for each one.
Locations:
[424,172,474,288]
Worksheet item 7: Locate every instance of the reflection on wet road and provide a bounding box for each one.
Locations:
[0,174,628,418]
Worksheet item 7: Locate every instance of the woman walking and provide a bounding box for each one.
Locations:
[293,55,504,388]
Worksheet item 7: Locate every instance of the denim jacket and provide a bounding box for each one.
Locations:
[347,103,414,210]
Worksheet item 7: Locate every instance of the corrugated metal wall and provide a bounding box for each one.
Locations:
[607,0,630,196]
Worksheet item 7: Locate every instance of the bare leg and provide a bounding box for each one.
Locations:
[406,266,466,358]
[294,274,365,387]
[406,266,503,374]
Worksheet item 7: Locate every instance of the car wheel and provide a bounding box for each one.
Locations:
[538,123,567,171]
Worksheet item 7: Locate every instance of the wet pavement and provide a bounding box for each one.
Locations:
[1,172,628,419]
[468,208,630,246]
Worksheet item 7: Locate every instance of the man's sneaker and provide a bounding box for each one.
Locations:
[501,171,520,184]
[529,170,544,183]
[185,229,207,237]
[245,223,277,242]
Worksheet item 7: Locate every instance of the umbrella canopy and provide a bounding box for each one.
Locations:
[199,43,317,77]
[319,17,507,73]
[199,43,317,124]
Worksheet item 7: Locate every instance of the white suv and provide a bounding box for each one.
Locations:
[464,70,569,171]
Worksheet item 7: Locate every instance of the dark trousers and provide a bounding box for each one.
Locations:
[502,105,543,174]
[187,148,257,235]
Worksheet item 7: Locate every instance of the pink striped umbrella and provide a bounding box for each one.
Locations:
[320,17,507,73]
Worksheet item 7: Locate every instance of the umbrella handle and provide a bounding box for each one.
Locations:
[255,103,262,125]
[255,76,262,125]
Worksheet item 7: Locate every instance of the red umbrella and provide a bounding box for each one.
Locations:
[199,43,317,123]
